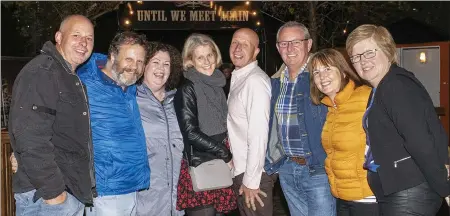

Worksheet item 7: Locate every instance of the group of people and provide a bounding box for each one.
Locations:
[8,13,449,216]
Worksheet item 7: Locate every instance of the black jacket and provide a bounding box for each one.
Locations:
[174,79,232,167]
[8,41,96,203]
[367,64,449,197]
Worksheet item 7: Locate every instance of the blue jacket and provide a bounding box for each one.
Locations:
[77,53,150,196]
[265,64,328,175]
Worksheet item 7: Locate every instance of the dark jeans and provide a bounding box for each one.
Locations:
[231,172,276,216]
[337,198,379,216]
[367,172,442,216]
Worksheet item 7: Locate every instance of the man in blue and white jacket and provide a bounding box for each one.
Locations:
[78,31,150,216]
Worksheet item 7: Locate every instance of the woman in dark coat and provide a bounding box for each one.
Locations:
[174,33,237,216]
[346,24,449,215]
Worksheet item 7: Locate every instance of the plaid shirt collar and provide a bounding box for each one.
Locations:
[280,58,310,84]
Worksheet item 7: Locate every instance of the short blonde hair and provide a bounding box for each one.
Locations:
[308,48,362,105]
[346,24,398,64]
[182,33,222,70]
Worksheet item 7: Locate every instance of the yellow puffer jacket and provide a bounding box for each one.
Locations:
[321,80,374,201]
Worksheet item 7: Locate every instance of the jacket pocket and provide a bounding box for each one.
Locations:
[11,113,31,138]
[59,92,81,106]
[393,156,412,168]
[172,138,184,154]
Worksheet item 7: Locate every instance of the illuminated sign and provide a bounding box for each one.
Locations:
[136,10,250,22]
[123,1,261,30]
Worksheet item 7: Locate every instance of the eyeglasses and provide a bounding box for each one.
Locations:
[350,49,377,63]
[277,39,309,48]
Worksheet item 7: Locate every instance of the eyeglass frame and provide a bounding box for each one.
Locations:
[276,39,310,48]
[350,49,378,63]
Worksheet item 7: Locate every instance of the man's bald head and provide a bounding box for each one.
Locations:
[233,28,259,48]
[55,14,94,71]
[229,28,260,70]
[59,15,93,33]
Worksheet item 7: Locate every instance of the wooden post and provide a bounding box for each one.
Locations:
[1,130,15,216]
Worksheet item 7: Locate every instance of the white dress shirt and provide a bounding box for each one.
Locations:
[227,61,271,189]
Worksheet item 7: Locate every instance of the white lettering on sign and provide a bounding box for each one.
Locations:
[220,11,249,21]
[137,10,168,21]
[189,11,198,21]
[181,11,186,21]
[137,10,248,22]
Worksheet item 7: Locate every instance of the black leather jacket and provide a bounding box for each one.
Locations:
[9,41,95,203]
[174,78,232,167]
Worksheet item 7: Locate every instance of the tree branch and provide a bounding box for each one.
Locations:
[88,2,121,21]
[51,3,63,22]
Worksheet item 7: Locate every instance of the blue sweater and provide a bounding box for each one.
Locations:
[77,53,150,196]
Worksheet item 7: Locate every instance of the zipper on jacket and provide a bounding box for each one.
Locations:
[394,156,411,168]
[161,99,175,216]
[76,75,97,201]
[150,90,175,215]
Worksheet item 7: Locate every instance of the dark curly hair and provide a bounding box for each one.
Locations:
[108,31,148,63]
[138,42,183,90]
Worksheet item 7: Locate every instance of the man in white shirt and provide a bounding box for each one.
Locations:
[227,28,273,216]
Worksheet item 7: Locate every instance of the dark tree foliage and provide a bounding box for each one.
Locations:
[262,1,415,50]
[2,1,120,56]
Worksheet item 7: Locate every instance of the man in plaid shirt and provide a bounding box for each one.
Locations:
[264,21,335,216]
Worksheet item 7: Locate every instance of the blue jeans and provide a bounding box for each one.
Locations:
[85,192,137,216]
[279,159,336,216]
[15,189,84,216]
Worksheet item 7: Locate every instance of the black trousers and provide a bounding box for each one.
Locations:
[185,205,224,216]
[337,199,379,216]
[367,172,443,216]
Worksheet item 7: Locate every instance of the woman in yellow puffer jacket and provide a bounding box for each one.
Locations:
[308,48,379,216]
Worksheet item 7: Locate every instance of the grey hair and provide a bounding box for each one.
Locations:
[276,21,311,41]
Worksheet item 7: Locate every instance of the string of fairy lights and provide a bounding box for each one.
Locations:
[123,1,260,27]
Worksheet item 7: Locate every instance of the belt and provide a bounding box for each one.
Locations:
[290,157,307,165]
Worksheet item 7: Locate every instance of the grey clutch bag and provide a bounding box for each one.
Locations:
[188,142,233,192]
[189,159,233,192]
